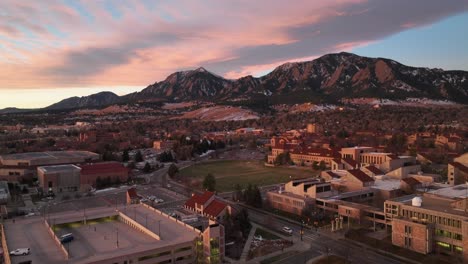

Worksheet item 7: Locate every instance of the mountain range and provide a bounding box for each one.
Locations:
[3,52,468,113]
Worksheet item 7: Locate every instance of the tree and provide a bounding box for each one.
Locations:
[203,173,216,191]
[312,161,319,170]
[233,184,243,201]
[134,150,144,162]
[319,160,326,171]
[168,164,179,178]
[143,162,152,173]
[122,150,130,162]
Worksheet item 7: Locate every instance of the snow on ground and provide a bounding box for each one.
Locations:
[175,106,259,121]
[342,97,460,107]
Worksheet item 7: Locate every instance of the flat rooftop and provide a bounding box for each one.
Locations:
[372,178,401,191]
[38,164,81,173]
[390,194,468,218]
[4,204,200,264]
[427,184,468,199]
[0,151,98,161]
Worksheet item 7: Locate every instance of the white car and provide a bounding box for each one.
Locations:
[140,198,148,203]
[10,248,30,256]
[25,212,35,218]
[282,226,293,235]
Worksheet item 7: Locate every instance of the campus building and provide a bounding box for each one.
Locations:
[37,162,129,193]
[2,204,224,264]
[184,191,230,221]
[153,140,177,151]
[385,187,468,259]
[0,151,99,182]
[448,153,468,186]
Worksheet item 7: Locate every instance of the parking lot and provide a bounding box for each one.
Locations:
[4,217,66,264]
[37,183,187,218]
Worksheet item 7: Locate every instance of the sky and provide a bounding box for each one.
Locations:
[1,0,468,108]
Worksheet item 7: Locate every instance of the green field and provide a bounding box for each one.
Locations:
[179,160,318,192]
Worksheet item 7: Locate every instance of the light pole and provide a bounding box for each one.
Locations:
[116,227,119,248]
[157,220,162,239]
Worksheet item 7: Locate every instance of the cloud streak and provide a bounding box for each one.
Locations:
[0,0,467,90]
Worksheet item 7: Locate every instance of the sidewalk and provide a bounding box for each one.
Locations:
[228,222,310,264]
[239,224,257,262]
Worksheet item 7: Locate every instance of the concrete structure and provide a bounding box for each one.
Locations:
[37,162,128,193]
[0,151,99,182]
[3,204,224,264]
[385,192,468,260]
[448,153,468,186]
[38,164,81,193]
[266,179,333,215]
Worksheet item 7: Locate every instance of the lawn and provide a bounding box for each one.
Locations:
[179,160,318,192]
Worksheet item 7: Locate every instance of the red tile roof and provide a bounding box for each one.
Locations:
[450,162,468,174]
[365,165,384,175]
[204,199,227,218]
[343,158,358,168]
[79,162,128,175]
[401,177,421,186]
[348,169,375,183]
[184,191,215,209]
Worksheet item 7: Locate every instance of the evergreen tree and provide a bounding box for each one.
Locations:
[143,162,152,173]
[122,150,130,162]
[168,164,179,178]
[203,173,216,191]
[134,150,144,162]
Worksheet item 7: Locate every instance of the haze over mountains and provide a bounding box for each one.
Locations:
[3,52,468,113]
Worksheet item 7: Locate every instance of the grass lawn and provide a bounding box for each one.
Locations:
[312,255,347,264]
[255,228,280,240]
[179,160,318,192]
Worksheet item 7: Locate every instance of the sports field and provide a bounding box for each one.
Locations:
[179,160,318,192]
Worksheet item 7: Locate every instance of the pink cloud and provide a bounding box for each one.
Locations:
[0,0,466,93]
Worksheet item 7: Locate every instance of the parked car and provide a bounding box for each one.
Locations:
[140,198,148,203]
[253,235,263,241]
[282,226,293,235]
[60,233,74,243]
[10,248,30,256]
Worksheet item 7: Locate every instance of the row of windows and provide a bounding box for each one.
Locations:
[435,229,463,240]
[401,209,462,228]
[292,200,304,208]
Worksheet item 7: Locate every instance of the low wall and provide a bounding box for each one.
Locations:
[118,212,160,240]
[141,203,202,235]
[1,224,11,264]
[44,220,69,259]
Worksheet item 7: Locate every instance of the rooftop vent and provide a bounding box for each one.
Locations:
[412,196,422,207]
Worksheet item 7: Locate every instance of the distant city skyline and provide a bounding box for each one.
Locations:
[1,1,468,108]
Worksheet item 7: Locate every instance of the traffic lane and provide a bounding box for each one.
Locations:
[301,231,402,264]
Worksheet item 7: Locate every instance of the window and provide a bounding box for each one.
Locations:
[405,226,412,235]
[405,237,412,248]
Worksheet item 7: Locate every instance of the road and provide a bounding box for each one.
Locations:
[228,203,404,264]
